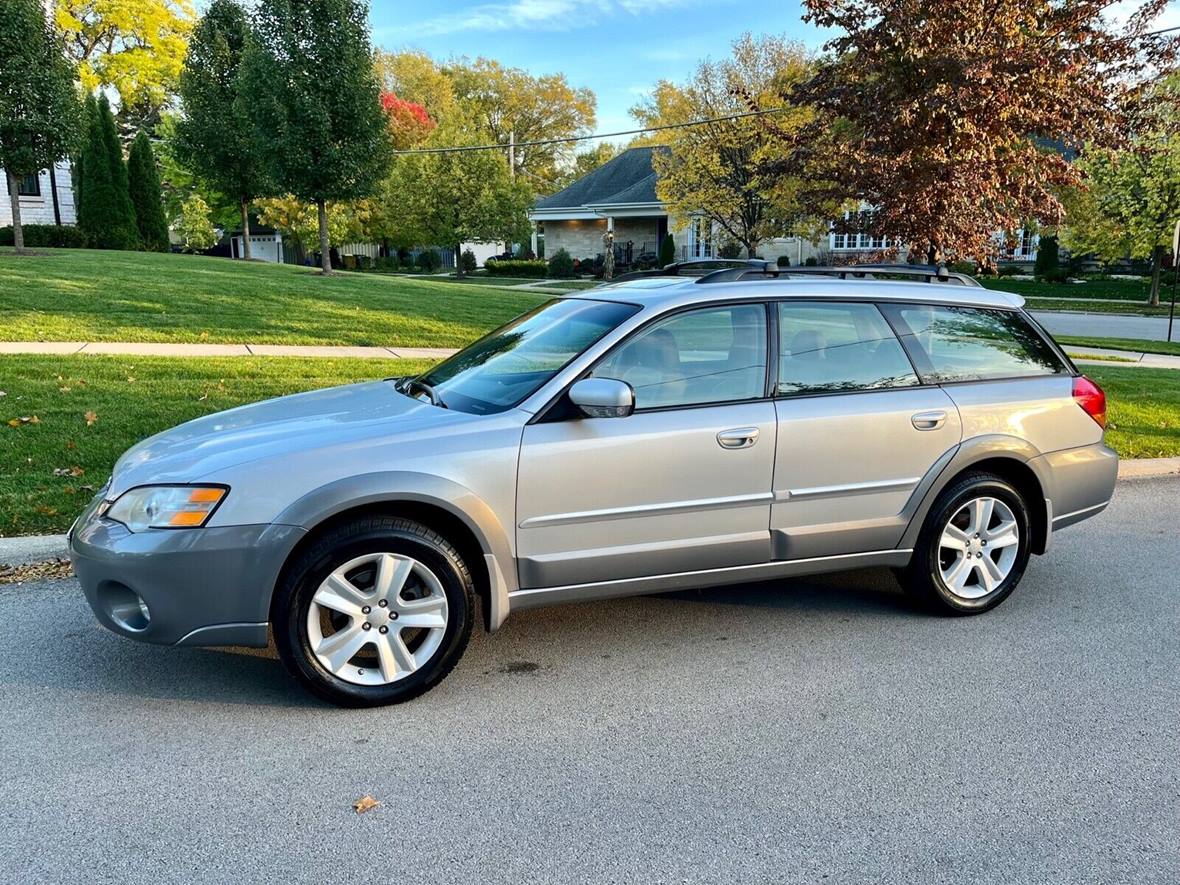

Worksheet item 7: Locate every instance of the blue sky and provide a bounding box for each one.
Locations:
[369,0,829,138]
[368,0,1180,145]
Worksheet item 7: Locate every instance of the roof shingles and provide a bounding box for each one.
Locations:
[534,146,666,210]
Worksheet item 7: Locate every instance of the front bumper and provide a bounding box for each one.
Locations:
[69,509,305,648]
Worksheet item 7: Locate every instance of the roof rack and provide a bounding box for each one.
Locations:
[694,262,982,288]
[610,258,766,283]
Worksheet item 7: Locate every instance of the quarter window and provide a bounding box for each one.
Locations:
[777,302,919,395]
[593,304,767,409]
[882,304,1065,382]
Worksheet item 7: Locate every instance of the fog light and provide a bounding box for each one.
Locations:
[98,582,151,632]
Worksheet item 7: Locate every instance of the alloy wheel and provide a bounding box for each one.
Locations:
[937,496,1021,600]
[307,552,449,686]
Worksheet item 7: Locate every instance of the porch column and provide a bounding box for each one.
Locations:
[530,223,539,257]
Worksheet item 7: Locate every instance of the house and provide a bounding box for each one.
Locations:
[529,146,1042,268]
[0,160,76,227]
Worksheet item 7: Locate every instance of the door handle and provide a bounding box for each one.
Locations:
[717,427,759,449]
[911,410,947,431]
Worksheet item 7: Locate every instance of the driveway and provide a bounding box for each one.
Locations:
[1032,310,1179,342]
[1,478,1177,884]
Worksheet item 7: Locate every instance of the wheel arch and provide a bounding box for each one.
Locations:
[902,437,1051,555]
[269,472,516,632]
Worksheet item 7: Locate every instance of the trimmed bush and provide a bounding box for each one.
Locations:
[485,258,547,277]
[459,248,478,274]
[776,255,791,267]
[658,233,676,266]
[416,249,441,272]
[718,240,742,259]
[0,224,86,248]
[804,256,818,267]
[949,260,977,275]
[547,248,575,279]
[1034,235,1060,280]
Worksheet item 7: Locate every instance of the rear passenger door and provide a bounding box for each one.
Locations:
[771,302,962,559]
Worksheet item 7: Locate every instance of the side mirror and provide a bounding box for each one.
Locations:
[569,378,635,418]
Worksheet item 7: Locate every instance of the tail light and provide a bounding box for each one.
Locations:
[1072,376,1106,428]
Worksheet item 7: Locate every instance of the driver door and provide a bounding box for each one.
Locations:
[515,303,777,590]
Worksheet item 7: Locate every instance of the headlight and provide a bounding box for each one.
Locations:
[106,485,228,531]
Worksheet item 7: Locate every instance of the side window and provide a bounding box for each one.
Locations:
[881,304,1065,382]
[592,304,767,409]
[777,302,919,395]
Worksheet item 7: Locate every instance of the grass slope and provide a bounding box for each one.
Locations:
[0,355,431,536]
[1,356,1175,537]
[0,249,545,346]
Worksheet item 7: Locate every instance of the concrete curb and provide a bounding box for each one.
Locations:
[2,458,1178,564]
[0,534,68,566]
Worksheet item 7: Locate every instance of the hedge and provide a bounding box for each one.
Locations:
[0,224,87,248]
[485,258,547,278]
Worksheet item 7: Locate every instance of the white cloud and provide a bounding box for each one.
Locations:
[415,0,704,37]
[1104,0,1180,31]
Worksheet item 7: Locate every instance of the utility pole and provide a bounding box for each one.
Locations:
[508,131,515,180]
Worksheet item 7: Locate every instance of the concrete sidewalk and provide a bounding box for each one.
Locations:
[3,338,1180,369]
[0,341,459,360]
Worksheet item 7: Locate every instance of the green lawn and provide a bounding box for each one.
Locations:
[1,355,1175,537]
[0,249,545,346]
[0,354,432,536]
[1057,336,1180,357]
[980,277,1158,302]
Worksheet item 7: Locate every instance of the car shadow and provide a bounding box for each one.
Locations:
[30,567,920,709]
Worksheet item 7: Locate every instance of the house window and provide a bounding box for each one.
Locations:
[688,217,712,258]
[16,173,41,197]
[830,212,890,251]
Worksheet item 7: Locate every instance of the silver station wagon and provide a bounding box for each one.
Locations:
[70,265,1118,706]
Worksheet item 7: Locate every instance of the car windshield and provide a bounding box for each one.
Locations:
[402,298,640,414]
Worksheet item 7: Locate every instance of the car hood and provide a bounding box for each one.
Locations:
[109,380,474,495]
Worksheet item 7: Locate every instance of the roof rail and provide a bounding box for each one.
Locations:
[695,263,982,288]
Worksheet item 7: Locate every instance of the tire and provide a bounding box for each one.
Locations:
[273,516,475,707]
[899,471,1032,615]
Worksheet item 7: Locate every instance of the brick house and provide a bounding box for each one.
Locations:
[529,146,1043,268]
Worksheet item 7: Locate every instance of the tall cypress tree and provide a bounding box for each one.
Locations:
[128,131,169,251]
[77,94,138,249]
[241,0,392,274]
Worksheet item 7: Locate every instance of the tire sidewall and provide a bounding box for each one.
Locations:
[922,477,1032,613]
[277,527,472,707]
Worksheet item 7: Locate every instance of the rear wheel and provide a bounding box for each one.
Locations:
[900,472,1032,614]
[273,516,475,707]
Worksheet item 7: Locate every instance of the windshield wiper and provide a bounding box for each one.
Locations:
[396,377,447,409]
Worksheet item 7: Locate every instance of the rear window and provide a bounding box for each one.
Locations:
[880,304,1066,383]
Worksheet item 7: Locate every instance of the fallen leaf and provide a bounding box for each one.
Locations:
[0,390,6,397]
[53,466,85,477]
[352,795,379,815]
[33,505,58,516]
[126,376,135,383]
[7,415,39,427]
[84,411,98,426]
[59,386,71,393]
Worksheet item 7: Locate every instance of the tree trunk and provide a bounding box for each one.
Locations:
[746,241,757,259]
[926,240,939,266]
[1149,244,1163,307]
[7,171,25,253]
[240,199,252,260]
[454,244,464,277]
[317,199,331,274]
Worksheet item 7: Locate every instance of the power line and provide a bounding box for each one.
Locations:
[389,106,791,156]
[390,24,1180,157]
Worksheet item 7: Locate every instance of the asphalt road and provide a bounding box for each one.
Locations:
[1032,310,1179,342]
[1,479,1177,884]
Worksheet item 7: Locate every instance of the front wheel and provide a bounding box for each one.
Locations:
[273,516,475,707]
[900,472,1032,615]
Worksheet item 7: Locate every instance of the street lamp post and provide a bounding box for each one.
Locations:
[1170,219,1180,343]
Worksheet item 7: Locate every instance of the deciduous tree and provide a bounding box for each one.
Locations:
[55,0,195,137]
[177,0,269,259]
[447,58,595,194]
[381,112,532,277]
[241,0,392,274]
[1063,134,1180,305]
[633,34,831,259]
[128,130,169,251]
[777,0,1180,264]
[0,0,80,253]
